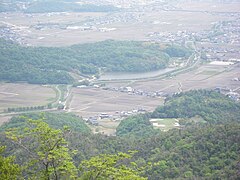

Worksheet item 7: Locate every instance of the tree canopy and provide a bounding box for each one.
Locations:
[2,116,146,179]
[0,112,91,134]
[79,151,147,180]
[6,119,78,179]
[152,89,240,123]
[0,145,20,180]
[116,114,158,137]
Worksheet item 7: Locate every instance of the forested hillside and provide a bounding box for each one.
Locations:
[0,112,239,179]
[0,90,239,179]
[152,89,240,123]
[116,90,240,137]
[0,39,190,84]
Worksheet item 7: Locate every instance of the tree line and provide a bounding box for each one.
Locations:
[5,105,46,113]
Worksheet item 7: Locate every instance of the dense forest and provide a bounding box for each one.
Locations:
[0,39,190,84]
[0,90,239,179]
[152,89,240,123]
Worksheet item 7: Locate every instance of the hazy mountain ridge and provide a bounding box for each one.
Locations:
[0,0,119,13]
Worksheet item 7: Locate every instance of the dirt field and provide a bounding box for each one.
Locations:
[1,63,238,132]
[0,83,56,112]
[69,87,164,118]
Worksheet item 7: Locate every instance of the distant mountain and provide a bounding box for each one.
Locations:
[0,0,119,13]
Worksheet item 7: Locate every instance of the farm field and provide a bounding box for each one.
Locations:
[108,63,240,94]
[69,87,164,118]
[0,62,238,133]
[0,83,56,112]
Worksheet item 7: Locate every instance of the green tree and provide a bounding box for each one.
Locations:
[0,145,21,180]
[6,119,77,180]
[79,151,147,180]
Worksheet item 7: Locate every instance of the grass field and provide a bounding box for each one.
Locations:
[150,118,180,131]
[91,118,121,136]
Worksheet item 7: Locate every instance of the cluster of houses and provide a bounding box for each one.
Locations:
[200,19,240,63]
[84,108,147,126]
[82,12,140,29]
[149,18,239,44]
[210,17,240,45]
[214,86,240,101]
[204,46,239,61]
[227,92,240,102]
[102,86,167,98]
[147,30,195,45]
[0,26,25,45]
